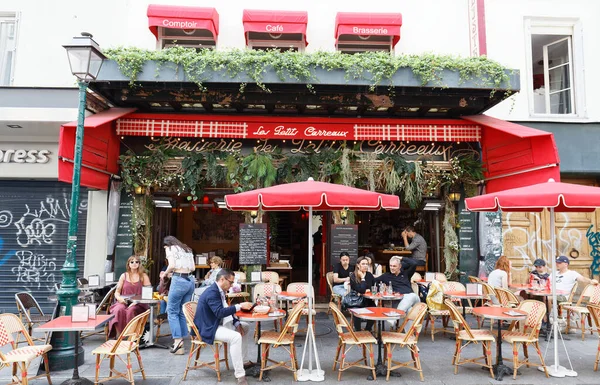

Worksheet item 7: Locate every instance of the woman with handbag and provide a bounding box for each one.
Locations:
[348,257,375,332]
[163,235,195,355]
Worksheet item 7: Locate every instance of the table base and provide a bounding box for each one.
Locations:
[538,364,578,378]
[367,364,401,380]
[492,363,519,381]
[60,378,95,385]
[246,365,272,381]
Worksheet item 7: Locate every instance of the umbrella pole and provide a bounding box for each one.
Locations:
[545,208,577,378]
[298,206,325,382]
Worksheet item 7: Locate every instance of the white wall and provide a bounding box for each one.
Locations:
[2,0,598,121]
[84,190,108,277]
[0,142,58,178]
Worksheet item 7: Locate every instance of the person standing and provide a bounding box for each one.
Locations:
[376,256,420,314]
[401,226,427,280]
[332,252,353,296]
[163,235,196,355]
[195,269,254,385]
[108,255,151,338]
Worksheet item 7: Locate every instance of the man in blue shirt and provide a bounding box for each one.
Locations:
[195,269,254,385]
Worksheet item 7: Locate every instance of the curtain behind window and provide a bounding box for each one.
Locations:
[0,20,16,85]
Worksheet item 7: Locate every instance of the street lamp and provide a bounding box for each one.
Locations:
[49,32,105,372]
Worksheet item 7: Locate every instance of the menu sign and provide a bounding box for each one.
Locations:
[114,192,134,276]
[458,199,478,282]
[239,223,268,265]
[331,225,358,265]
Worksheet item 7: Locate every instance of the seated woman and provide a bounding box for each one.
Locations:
[108,255,151,338]
[195,256,223,297]
[349,257,375,332]
[364,253,382,278]
[487,255,511,289]
[332,252,353,296]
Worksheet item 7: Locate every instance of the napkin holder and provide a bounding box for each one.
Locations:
[142,285,154,300]
[466,283,482,295]
[88,274,100,287]
[71,305,89,322]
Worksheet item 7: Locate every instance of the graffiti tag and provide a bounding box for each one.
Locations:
[11,250,57,290]
[587,225,600,275]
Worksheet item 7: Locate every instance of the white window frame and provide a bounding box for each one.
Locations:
[336,35,393,54]
[0,12,19,86]
[156,27,217,50]
[524,17,586,119]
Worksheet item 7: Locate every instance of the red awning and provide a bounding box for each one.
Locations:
[147,4,219,40]
[463,115,560,193]
[334,12,403,47]
[59,108,136,190]
[242,9,308,45]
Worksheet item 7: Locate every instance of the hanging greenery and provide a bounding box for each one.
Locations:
[104,47,512,94]
[443,197,460,280]
[118,143,484,211]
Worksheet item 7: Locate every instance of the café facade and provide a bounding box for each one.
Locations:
[56,5,565,295]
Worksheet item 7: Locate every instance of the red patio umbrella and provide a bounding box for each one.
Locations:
[466,178,600,378]
[225,177,399,381]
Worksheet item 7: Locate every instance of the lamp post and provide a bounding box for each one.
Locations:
[48,32,105,372]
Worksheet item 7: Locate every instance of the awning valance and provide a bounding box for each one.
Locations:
[334,12,402,47]
[59,108,136,190]
[463,115,560,193]
[242,9,308,45]
[147,4,219,40]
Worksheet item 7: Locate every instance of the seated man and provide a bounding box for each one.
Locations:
[376,255,420,314]
[195,269,254,385]
[553,255,598,302]
[401,226,427,280]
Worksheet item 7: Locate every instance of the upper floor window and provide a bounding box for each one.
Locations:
[243,10,308,53]
[526,18,585,117]
[147,5,219,50]
[0,12,18,85]
[335,12,402,54]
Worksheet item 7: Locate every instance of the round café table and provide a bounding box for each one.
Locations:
[472,306,527,381]
[445,291,486,318]
[350,307,405,380]
[523,287,569,341]
[363,292,404,307]
[236,309,286,382]
[278,291,307,319]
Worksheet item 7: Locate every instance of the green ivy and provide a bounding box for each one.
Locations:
[104,47,512,93]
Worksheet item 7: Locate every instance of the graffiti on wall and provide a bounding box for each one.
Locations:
[505,212,591,272]
[12,251,57,290]
[588,225,600,275]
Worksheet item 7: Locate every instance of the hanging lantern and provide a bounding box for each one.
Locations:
[203,195,210,204]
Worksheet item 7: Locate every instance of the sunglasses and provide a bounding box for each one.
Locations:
[225,278,234,284]
[130,260,140,264]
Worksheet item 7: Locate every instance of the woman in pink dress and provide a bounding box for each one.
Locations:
[108,255,152,338]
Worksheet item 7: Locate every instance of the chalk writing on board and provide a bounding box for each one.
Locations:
[239,223,268,265]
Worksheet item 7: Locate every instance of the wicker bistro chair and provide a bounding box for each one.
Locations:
[226,272,251,305]
[253,283,283,340]
[381,302,428,381]
[586,303,600,371]
[329,302,377,381]
[261,271,279,284]
[423,280,453,341]
[501,300,549,379]
[286,282,316,333]
[81,286,116,341]
[444,299,495,379]
[494,287,521,308]
[468,276,482,283]
[258,302,304,381]
[182,301,229,381]
[14,292,52,343]
[326,272,342,313]
[92,310,150,385]
[564,283,600,340]
[0,313,52,385]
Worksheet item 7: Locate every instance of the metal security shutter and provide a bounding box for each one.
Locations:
[0,181,87,314]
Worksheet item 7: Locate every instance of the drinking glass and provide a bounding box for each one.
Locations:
[371,285,378,295]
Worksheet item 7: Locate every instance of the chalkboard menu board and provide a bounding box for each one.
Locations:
[114,192,134,277]
[331,225,358,264]
[479,211,503,274]
[239,223,268,265]
[458,199,479,281]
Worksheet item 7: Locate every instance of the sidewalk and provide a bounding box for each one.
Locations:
[4,310,600,385]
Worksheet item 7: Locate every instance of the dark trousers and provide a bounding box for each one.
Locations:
[402,258,426,281]
[353,316,374,332]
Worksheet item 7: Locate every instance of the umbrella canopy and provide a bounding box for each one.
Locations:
[465,178,600,213]
[225,178,399,211]
[465,178,600,378]
[225,178,399,381]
